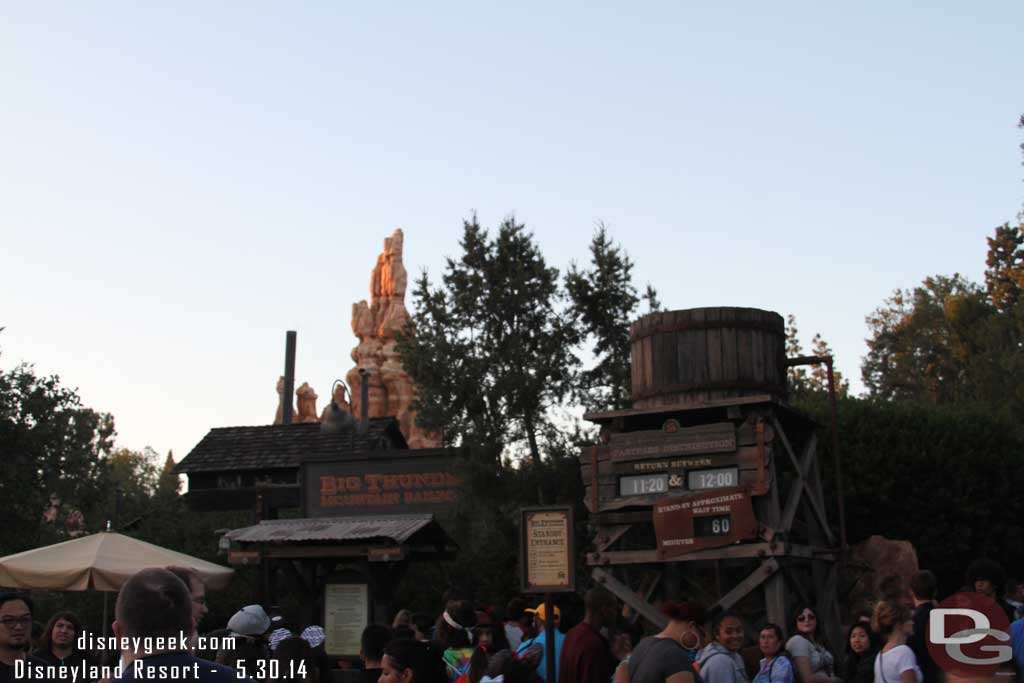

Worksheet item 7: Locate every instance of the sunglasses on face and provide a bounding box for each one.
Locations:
[797,613,817,622]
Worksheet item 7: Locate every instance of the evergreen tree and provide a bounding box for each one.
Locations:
[785,314,809,392]
[157,450,181,497]
[566,225,651,410]
[397,216,580,467]
[642,284,662,313]
[807,334,849,396]
[984,223,1024,313]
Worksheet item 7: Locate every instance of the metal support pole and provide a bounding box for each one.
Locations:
[544,593,555,683]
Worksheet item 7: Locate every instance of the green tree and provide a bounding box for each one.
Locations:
[984,223,1024,313]
[785,314,809,393]
[397,216,580,467]
[861,274,991,404]
[566,225,658,411]
[807,334,849,396]
[157,450,182,498]
[801,396,1024,595]
[0,361,115,553]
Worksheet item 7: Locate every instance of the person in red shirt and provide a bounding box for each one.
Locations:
[558,589,618,683]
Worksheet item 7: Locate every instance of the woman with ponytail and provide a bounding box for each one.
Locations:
[870,601,921,683]
[626,601,705,683]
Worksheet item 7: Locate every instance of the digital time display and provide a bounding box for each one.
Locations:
[687,467,738,490]
[694,514,732,537]
[618,474,668,496]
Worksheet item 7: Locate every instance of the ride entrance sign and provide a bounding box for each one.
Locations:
[519,506,575,593]
[652,487,758,558]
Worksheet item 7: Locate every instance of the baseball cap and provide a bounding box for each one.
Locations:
[524,603,560,622]
[227,605,271,637]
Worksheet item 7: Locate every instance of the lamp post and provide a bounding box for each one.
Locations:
[321,380,356,434]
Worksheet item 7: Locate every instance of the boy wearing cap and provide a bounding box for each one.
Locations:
[226,605,272,663]
[515,603,564,683]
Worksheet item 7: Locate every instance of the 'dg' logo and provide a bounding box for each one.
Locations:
[926,593,1012,677]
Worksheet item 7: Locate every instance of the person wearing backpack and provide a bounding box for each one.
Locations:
[695,611,750,683]
[753,624,793,683]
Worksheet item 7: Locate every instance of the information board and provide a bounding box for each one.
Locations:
[520,507,575,593]
[651,488,758,557]
[324,583,369,656]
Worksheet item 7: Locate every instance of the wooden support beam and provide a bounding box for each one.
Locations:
[592,567,668,630]
[774,418,833,545]
[590,542,785,566]
[712,558,780,611]
[595,525,633,553]
[764,571,788,628]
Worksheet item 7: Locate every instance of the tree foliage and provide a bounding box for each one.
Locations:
[784,315,848,398]
[0,361,115,553]
[566,225,658,411]
[798,395,1024,595]
[397,216,581,467]
[861,229,1024,422]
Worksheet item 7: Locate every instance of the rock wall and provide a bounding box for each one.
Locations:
[345,229,440,449]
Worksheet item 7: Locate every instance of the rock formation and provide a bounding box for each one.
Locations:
[845,535,920,615]
[346,229,440,448]
[273,376,319,425]
[295,382,320,423]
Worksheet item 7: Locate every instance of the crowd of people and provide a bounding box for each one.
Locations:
[1,559,1023,683]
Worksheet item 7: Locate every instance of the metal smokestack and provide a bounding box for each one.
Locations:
[282,331,296,425]
[358,368,369,434]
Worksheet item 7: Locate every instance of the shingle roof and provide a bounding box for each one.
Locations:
[224,514,437,544]
[175,419,408,474]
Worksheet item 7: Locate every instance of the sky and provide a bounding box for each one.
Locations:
[2,2,1022,465]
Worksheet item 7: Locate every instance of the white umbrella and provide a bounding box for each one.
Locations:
[0,530,233,591]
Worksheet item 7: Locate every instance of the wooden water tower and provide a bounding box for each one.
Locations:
[581,307,842,648]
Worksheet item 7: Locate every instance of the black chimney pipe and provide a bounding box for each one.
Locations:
[358,368,369,434]
[282,331,296,425]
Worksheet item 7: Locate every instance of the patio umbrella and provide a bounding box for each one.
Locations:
[0,530,233,591]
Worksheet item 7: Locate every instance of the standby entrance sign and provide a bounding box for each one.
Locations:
[520,506,575,593]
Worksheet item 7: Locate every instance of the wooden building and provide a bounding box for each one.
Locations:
[175,418,459,654]
[580,307,843,650]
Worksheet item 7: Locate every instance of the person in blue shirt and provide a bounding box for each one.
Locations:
[754,624,794,683]
[515,604,564,683]
[1010,618,1023,680]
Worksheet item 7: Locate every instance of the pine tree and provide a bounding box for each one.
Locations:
[785,314,809,392]
[984,223,1024,313]
[156,450,181,497]
[397,216,580,467]
[565,225,644,411]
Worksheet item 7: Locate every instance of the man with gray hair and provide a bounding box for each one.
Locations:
[111,568,238,682]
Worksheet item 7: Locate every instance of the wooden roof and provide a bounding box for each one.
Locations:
[175,419,408,474]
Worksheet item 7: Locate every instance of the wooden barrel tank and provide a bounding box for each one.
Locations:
[629,307,787,409]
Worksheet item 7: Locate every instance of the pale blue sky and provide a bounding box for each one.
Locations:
[3,2,1022,463]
